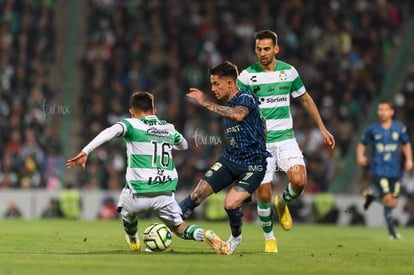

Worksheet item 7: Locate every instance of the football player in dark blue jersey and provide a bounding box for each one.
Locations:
[179,61,271,253]
[357,100,413,239]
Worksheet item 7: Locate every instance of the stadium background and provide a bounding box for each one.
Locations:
[1,0,414,226]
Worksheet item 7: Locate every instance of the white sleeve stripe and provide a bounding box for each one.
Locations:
[291,87,306,98]
[116,122,127,136]
[173,137,188,150]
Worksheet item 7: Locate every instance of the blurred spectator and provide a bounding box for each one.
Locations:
[286,197,306,223]
[3,201,22,218]
[59,183,81,219]
[97,197,118,220]
[41,198,63,218]
[401,170,414,198]
[204,192,227,221]
[0,0,56,189]
[403,195,414,226]
[312,193,339,224]
[0,150,19,188]
[347,204,366,226]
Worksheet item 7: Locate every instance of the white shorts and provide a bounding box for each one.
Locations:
[262,139,305,184]
[117,188,183,228]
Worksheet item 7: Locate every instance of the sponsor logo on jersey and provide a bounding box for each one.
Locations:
[376,143,398,152]
[225,125,241,133]
[148,167,172,185]
[264,96,288,104]
[148,175,172,185]
[211,162,222,171]
[147,127,169,136]
[374,134,382,140]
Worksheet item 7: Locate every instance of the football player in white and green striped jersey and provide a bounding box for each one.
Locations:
[66,92,229,255]
[237,30,335,253]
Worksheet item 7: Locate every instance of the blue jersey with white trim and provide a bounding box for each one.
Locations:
[222,89,271,165]
[360,120,410,178]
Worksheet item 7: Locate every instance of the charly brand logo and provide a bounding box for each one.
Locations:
[42,99,70,117]
[147,127,169,136]
[193,128,222,147]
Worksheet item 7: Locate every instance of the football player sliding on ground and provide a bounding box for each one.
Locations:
[66,91,229,254]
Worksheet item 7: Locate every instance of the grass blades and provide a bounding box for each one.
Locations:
[0,219,413,275]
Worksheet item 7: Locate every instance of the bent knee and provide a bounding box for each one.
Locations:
[287,166,307,188]
[223,200,238,210]
[224,196,244,210]
[383,195,398,207]
[256,184,272,202]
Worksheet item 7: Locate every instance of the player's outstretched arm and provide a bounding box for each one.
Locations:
[66,152,88,170]
[66,123,124,170]
[356,143,368,167]
[402,142,413,171]
[320,128,335,150]
[187,88,249,122]
[299,92,335,149]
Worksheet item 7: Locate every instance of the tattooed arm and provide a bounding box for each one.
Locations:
[204,102,248,122]
[187,88,249,122]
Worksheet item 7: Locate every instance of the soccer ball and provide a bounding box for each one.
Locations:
[143,223,172,251]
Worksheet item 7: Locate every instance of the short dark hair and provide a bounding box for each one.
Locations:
[378,100,394,109]
[208,61,239,80]
[130,92,154,112]
[255,29,278,45]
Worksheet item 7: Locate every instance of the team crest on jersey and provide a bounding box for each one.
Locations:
[392,132,399,140]
[205,170,213,177]
[279,71,287,81]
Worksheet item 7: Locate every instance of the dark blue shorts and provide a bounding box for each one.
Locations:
[202,156,266,194]
[373,177,401,198]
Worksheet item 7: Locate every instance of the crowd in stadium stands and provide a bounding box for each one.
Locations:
[79,0,411,193]
[398,58,414,220]
[1,0,413,197]
[0,0,63,190]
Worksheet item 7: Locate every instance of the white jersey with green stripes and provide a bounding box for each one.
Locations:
[237,60,306,143]
[118,115,184,194]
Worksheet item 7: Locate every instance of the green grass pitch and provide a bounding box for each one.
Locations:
[0,219,413,275]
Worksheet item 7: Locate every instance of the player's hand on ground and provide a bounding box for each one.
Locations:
[66,151,88,170]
